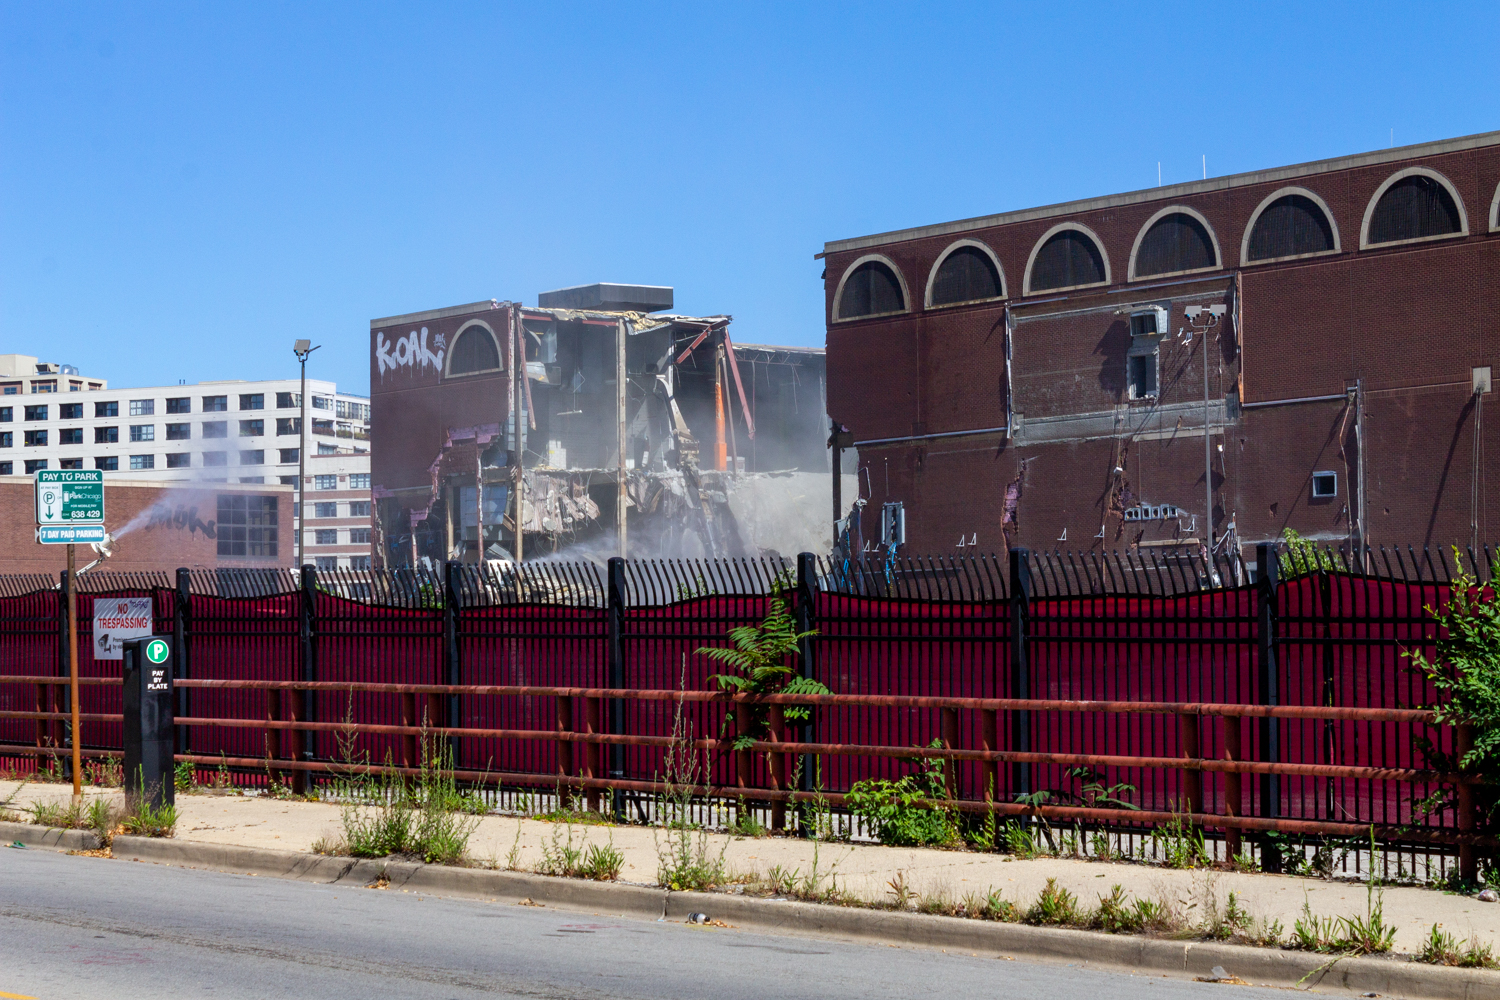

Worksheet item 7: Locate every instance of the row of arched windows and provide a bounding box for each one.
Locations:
[834,166,1494,320]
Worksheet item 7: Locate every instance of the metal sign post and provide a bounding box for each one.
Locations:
[34,470,106,804]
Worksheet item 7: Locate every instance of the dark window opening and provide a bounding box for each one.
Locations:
[95,401,118,418]
[1367,175,1462,244]
[1247,194,1335,261]
[95,456,118,471]
[1312,471,1338,498]
[836,261,906,318]
[166,453,191,468]
[1128,354,1158,400]
[96,427,118,443]
[1029,230,1106,292]
[217,494,279,558]
[58,428,82,444]
[166,397,191,414]
[930,246,1002,305]
[448,326,501,375]
[1134,213,1217,277]
[59,403,82,419]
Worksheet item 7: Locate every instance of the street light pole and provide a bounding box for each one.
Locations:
[293,340,320,569]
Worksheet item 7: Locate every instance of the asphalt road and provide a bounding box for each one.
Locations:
[0,849,1226,1000]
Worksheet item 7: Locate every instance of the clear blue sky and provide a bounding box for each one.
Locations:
[2,2,1495,396]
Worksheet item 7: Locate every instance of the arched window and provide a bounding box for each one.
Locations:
[1131,210,1219,278]
[928,242,1004,306]
[835,258,907,319]
[447,324,500,376]
[1026,226,1107,293]
[1245,193,1337,262]
[1363,169,1466,246]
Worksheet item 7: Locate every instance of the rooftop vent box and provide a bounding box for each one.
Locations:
[35,362,60,374]
[537,283,673,314]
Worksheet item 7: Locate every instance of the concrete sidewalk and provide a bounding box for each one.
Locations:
[5,778,1498,956]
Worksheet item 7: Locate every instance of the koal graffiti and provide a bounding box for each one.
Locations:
[375,327,447,379]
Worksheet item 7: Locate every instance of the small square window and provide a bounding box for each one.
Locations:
[58,428,83,444]
[1312,471,1338,498]
[276,392,300,409]
[166,423,191,440]
[349,500,371,517]
[0,432,11,448]
[24,405,47,421]
[0,461,12,475]
[23,429,47,447]
[276,417,301,435]
[279,448,300,464]
[280,474,300,489]
[95,456,118,471]
[130,425,155,442]
[95,426,118,443]
[349,555,370,571]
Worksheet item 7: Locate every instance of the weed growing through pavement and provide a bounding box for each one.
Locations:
[844,741,960,847]
[26,796,125,842]
[85,757,122,788]
[1150,809,1209,869]
[652,695,729,891]
[1024,878,1082,925]
[1417,924,1499,968]
[121,786,177,838]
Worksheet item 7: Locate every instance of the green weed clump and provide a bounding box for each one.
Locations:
[1151,812,1209,869]
[653,703,729,892]
[121,797,177,838]
[1024,878,1082,926]
[1288,890,1396,956]
[845,743,959,847]
[27,797,124,842]
[533,824,624,880]
[1417,924,1499,968]
[331,733,480,865]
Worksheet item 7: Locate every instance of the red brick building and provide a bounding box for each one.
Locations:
[821,131,1500,558]
[0,477,292,574]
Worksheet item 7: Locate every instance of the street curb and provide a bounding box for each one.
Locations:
[666,891,1494,999]
[101,836,1499,999]
[0,820,103,852]
[110,836,667,920]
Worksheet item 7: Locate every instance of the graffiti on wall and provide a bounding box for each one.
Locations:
[375,327,447,379]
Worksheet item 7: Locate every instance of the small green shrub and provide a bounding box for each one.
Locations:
[846,745,959,847]
[971,887,1021,922]
[1203,891,1251,941]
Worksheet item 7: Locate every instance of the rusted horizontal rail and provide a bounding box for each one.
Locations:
[2,676,122,685]
[152,678,1436,723]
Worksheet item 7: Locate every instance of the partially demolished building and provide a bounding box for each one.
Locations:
[821,130,1500,558]
[370,285,831,566]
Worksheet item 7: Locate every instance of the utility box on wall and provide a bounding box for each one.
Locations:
[122,635,175,808]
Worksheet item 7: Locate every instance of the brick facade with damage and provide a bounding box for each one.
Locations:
[822,131,1500,558]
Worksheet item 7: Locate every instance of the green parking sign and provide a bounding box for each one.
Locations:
[34,470,105,526]
[145,638,171,664]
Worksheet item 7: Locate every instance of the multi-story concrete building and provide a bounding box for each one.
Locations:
[301,450,373,571]
[0,354,107,395]
[820,130,1500,559]
[0,364,374,568]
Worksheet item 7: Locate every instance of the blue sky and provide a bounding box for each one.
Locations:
[1,2,1496,396]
